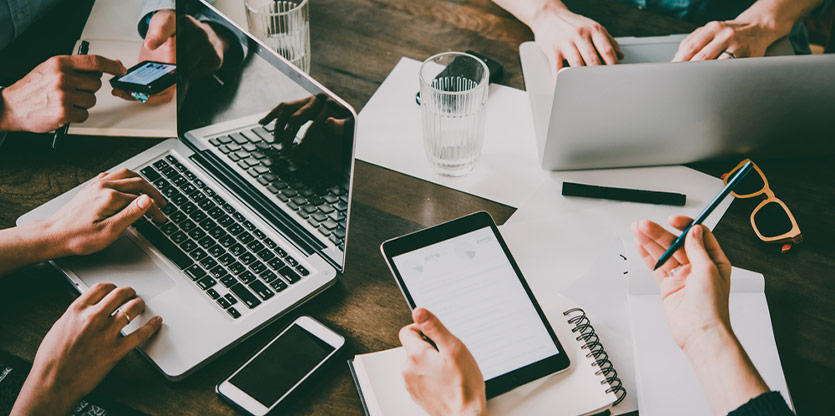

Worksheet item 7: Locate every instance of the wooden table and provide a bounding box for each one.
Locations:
[1,0,832,414]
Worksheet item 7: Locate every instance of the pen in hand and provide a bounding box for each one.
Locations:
[653,161,754,270]
[52,40,90,150]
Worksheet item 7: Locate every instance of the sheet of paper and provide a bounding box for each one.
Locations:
[67,40,177,138]
[498,165,732,414]
[356,57,548,207]
[626,244,793,416]
[351,293,617,416]
[80,0,145,42]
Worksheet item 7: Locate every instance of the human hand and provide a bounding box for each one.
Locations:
[673,20,778,61]
[399,308,486,416]
[178,14,229,80]
[529,5,622,72]
[118,9,177,105]
[11,283,162,416]
[631,216,733,353]
[0,55,126,133]
[42,168,167,258]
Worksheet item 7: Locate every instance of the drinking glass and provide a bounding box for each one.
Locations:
[245,0,311,73]
[419,52,489,176]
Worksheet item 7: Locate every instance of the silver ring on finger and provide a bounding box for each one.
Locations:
[720,50,737,59]
[666,265,683,277]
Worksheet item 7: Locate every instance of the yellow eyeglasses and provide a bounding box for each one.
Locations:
[722,159,802,252]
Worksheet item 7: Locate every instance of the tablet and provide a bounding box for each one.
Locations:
[381,211,570,398]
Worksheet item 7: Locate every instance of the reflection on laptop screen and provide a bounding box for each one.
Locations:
[178,1,354,271]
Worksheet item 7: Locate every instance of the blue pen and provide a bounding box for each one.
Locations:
[653,161,754,271]
[52,40,90,150]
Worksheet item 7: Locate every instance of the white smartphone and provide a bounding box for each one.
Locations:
[216,316,345,415]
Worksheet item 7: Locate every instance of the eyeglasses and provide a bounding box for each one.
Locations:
[722,159,802,252]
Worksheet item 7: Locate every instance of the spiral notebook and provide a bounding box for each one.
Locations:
[348,302,626,416]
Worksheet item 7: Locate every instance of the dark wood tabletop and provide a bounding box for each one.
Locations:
[1,0,832,415]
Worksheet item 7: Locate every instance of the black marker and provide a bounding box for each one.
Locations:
[562,182,686,206]
[52,40,89,150]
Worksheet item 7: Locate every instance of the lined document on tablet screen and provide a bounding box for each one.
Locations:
[392,227,558,380]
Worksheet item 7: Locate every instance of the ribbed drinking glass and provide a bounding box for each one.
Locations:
[245,0,310,73]
[419,52,489,176]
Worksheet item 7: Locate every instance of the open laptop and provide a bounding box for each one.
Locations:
[17,0,356,380]
[520,34,835,170]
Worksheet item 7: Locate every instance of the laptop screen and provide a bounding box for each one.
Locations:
[177,0,355,271]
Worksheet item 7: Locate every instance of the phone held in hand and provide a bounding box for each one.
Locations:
[109,61,176,96]
[216,316,345,416]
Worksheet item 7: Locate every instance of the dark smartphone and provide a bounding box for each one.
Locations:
[109,61,176,95]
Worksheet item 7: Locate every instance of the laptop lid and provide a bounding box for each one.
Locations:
[176,0,356,272]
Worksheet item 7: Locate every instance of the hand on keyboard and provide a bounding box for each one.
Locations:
[44,168,168,257]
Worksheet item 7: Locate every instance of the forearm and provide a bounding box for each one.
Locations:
[684,326,770,415]
[737,0,825,40]
[0,220,67,277]
[492,0,570,29]
[12,375,76,416]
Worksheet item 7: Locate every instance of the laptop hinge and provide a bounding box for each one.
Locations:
[189,150,325,257]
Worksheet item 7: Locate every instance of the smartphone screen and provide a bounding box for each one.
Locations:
[228,324,336,407]
[118,62,176,85]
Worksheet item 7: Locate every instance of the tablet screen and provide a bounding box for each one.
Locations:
[391,226,559,380]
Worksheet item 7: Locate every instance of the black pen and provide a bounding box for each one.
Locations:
[653,161,754,270]
[562,182,686,206]
[52,40,89,150]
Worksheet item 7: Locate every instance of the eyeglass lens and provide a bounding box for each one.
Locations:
[753,201,794,238]
[733,167,766,196]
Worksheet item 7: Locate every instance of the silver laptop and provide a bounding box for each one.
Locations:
[520,35,835,170]
[17,1,356,380]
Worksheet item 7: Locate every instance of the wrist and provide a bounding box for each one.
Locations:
[735,5,796,42]
[20,219,73,261]
[682,323,738,363]
[0,87,17,132]
[529,0,570,32]
[13,369,77,416]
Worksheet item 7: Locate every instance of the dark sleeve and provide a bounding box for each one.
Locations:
[727,391,795,416]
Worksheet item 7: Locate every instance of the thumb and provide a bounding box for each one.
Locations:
[145,15,176,50]
[413,308,460,351]
[108,194,153,230]
[684,226,714,271]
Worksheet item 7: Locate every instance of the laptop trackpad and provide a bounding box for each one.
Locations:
[70,237,176,302]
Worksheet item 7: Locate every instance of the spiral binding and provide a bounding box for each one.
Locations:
[563,307,627,406]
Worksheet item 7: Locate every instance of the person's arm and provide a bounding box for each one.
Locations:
[492,0,622,72]
[674,0,825,61]
[631,217,788,415]
[0,168,166,277]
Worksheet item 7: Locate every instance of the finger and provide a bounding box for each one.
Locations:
[63,72,103,93]
[67,55,126,76]
[120,316,163,354]
[111,297,146,330]
[682,226,718,272]
[95,286,137,315]
[105,194,154,231]
[63,90,97,110]
[145,12,177,51]
[668,215,694,232]
[544,50,560,74]
[691,36,730,61]
[563,44,585,67]
[700,226,730,268]
[717,52,733,60]
[112,88,135,101]
[78,282,117,306]
[606,32,624,60]
[577,36,602,66]
[553,51,566,71]
[60,106,90,125]
[592,31,619,65]
[103,168,141,181]
[673,28,713,62]
[399,324,435,356]
[413,308,461,351]
[259,103,286,126]
[105,177,167,208]
[633,220,689,266]
[143,85,176,105]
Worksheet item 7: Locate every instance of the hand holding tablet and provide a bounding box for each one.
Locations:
[381,211,570,399]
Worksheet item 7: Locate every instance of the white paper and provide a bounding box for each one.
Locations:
[498,165,733,414]
[69,0,177,138]
[356,57,548,207]
[626,244,793,416]
[351,293,617,416]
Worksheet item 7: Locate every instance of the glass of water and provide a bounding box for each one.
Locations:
[245,0,311,73]
[419,52,489,176]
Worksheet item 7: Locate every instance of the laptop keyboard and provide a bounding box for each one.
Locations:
[206,124,348,251]
[135,154,311,319]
